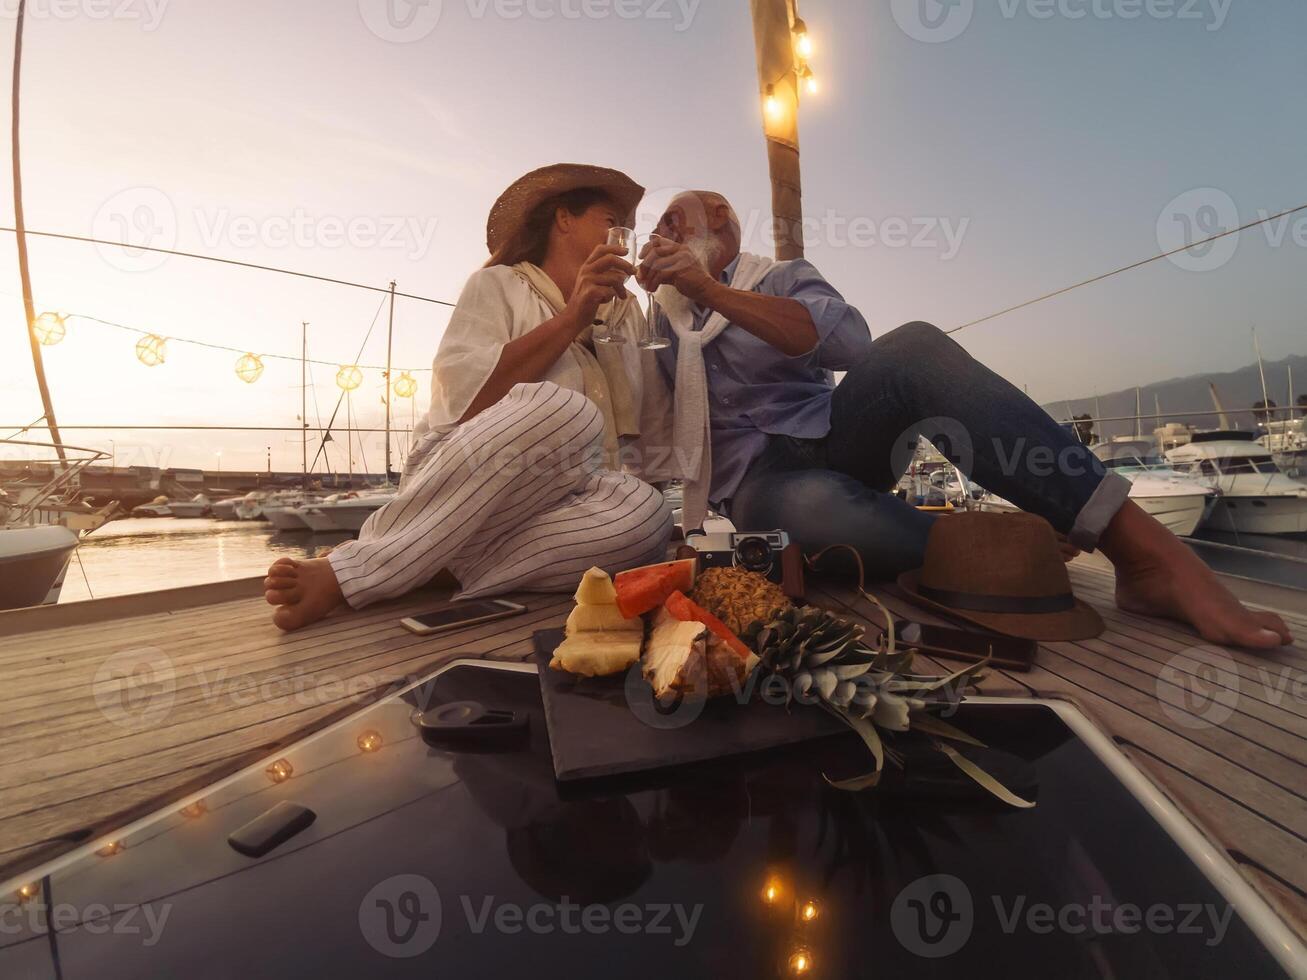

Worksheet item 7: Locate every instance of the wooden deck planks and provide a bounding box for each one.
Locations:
[1,562,1304,948]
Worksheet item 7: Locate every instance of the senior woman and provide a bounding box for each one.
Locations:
[265,164,673,631]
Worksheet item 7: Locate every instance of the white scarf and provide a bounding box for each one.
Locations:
[512,262,641,467]
[653,252,777,531]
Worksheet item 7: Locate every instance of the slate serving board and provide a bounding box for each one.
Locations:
[533,628,846,783]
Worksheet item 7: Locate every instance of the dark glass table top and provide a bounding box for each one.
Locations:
[0,663,1290,979]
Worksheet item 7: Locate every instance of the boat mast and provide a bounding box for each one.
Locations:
[1253,325,1271,429]
[751,0,805,260]
[10,0,66,464]
[385,280,396,482]
[301,321,308,492]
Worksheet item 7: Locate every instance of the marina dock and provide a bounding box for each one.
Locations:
[2,560,1304,943]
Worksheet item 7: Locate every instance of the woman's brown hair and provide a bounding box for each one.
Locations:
[486,187,613,268]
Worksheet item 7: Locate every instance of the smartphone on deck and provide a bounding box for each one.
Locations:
[400,599,527,636]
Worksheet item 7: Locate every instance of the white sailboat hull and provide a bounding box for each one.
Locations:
[0,525,78,610]
[1202,495,1307,536]
[264,506,311,531]
[1130,492,1211,537]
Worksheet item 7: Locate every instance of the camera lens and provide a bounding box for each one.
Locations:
[734,536,773,574]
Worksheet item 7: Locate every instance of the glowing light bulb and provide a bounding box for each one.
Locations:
[357,730,383,753]
[794,19,813,59]
[135,334,167,367]
[266,758,294,783]
[765,84,782,121]
[800,899,819,922]
[33,312,67,346]
[235,353,265,384]
[96,841,125,857]
[17,883,38,903]
[788,947,814,975]
[179,800,208,819]
[336,365,364,392]
[762,875,785,906]
[801,66,819,95]
[393,371,418,399]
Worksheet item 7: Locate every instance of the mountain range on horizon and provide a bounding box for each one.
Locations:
[1042,354,1307,443]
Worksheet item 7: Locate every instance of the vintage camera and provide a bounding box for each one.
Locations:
[684,529,793,584]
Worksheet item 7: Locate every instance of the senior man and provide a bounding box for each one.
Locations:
[634,191,1289,650]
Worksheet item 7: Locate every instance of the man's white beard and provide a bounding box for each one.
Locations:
[654,234,724,324]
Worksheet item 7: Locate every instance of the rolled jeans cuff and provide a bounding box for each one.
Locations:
[1068,473,1131,553]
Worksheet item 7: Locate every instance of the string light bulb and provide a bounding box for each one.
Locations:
[393,371,418,399]
[336,365,364,392]
[135,334,167,367]
[793,18,812,58]
[800,899,820,922]
[801,65,819,95]
[787,947,814,976]
[235,353,265,384]
[357,730,384,753]
[96,841,125,858]
[17,883,38,903]
[762,874,785,906]
[266,758,294,783]
[765,84,782,121]
[33,312,67,346]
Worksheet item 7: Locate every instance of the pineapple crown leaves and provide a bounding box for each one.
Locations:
[744,596,1034,809]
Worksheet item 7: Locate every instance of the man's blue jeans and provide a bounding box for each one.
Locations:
[728,322,1126,578]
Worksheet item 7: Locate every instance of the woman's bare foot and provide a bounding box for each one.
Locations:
[1101,502,1292,650]
[264,557,345,632]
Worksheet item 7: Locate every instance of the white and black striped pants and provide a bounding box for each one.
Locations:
[327,382,673,607]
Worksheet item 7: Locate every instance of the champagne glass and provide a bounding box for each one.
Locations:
[635,233,672,350]
[593,226,635,345]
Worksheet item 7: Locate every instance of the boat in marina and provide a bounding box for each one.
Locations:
[1260,417,1307,479]
[299,488,396,533]
[167,493,213,518]
[210,496,244,521]
[1091,440,1216,537]
[0,524,78,609]
[263,492,325,531]
[1165,431,1307,536]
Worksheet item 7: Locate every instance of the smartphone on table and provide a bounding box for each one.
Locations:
[401,599,527,636]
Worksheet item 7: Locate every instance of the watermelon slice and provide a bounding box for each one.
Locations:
[664,590,753,661]
[613,558,697,619]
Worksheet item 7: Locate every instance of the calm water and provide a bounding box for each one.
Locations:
[61,518,355,603]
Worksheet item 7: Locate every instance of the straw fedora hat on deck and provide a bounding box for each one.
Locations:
[486,163,645,259]
[897,511,1104,641]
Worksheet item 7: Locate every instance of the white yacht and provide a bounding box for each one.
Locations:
[1165,432,1307,536]
[1259,418,1307,480]
[210,497,243,521]
[300,489,396,533]
[234,490,272,521]
[1092,441,1216,537]
[0,524,78,610]
[167,493,213,518]
[263,491,323,531]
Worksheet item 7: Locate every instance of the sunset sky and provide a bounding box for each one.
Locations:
[2,0,1304,473]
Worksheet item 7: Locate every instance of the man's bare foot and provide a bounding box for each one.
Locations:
[1101,502,1292,650]
[264,556,345,632]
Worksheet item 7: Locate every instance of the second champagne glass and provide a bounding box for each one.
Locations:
[635,234,672,350]
[593,226,635,345]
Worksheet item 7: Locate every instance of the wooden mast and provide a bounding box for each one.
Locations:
[750,0,804,260]
[11,0,66,463]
